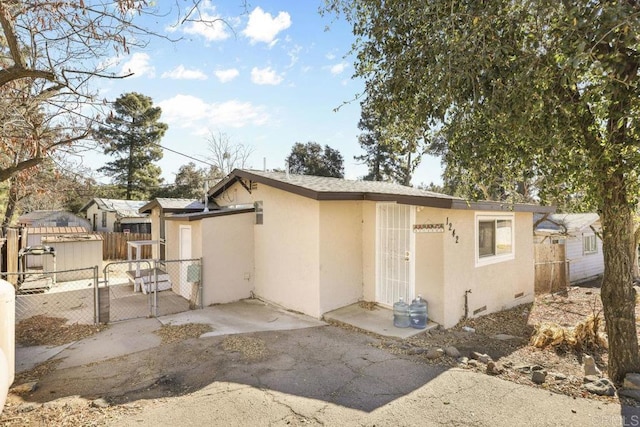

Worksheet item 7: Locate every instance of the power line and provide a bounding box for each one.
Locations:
[32,96,216,169]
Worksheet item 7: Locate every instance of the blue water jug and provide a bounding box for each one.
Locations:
[409,295,428,329]
[393,297,410,328]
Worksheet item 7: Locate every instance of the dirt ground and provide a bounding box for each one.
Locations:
[379,280,622,403]
[2,278,638,425]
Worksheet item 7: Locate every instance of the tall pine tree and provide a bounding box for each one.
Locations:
[96,92,167,200]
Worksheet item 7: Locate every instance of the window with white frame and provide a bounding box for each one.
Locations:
[476,214,515,266]
[101,211,107,228]
[583,234,597,255]
[254,201,263,225]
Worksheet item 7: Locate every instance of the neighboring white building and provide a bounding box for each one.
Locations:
[159,169,554,329]
[534,213,603,284]
[17,210,90,230]
[81,198,151,233]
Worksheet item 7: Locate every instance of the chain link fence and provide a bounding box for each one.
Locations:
[4,258,202,326]
[4,267,99,326]
[101,258,202,322]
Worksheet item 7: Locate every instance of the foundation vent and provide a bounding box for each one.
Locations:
[514,292,524,299]
[473,305,487,315]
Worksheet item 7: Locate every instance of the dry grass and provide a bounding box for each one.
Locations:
[530,314,608,350]
[154,323,213,344]
[222,335,267,359]
[16,315,107,347]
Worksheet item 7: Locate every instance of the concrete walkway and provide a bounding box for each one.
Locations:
[324,303,438,338]
[17,299,325,372]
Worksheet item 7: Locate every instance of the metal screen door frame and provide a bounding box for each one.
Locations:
[375,203,416,307]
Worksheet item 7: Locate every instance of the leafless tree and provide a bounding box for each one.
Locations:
[206,131,254,178]
[0,1,245,183]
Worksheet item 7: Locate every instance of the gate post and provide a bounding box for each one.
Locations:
[97,265,110,323]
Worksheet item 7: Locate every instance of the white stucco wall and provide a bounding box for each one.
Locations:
[318,201,364,314]
[209,178,537,328]
[413,207,446,326]
[361,202,377,302]
[215,182,323,317]
[164,219,202,298]
[440,210,534,328]
[200,212,254,305]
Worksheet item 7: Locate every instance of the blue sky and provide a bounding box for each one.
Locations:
[88,1,443,187]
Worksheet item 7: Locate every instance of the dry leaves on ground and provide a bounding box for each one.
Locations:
[16,315,107,347]
[222,335,267,359]
[155,323,213,344]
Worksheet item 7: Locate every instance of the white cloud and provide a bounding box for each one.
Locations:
[158,94,270,129]
[243,7,291,46]
[214,68,240,83]
[119,53,155,78]
[287,45,302,68]
[181,1,230,42]
[251,67,283,85]
[329,62,348,76]
[161,65,208,80]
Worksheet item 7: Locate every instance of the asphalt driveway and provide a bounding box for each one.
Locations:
[12,300,640,426]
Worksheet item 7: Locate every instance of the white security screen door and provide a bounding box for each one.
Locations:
[376,203,415,306]
[179,225,192,299]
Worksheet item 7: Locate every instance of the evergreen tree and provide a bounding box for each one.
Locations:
[286,142,344,178]
[355,98,422,185]
[96,92,167,200]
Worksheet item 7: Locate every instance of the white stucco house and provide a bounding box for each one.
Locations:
[157,169,554,329]
[534,213,604,284]
[81,198,151,233]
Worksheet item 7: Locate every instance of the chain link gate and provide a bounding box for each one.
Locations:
[101,258,202,323]
[5,257,202,327]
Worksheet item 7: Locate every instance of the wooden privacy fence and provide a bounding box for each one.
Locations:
[534,243,568,294]
[97,232,152,260]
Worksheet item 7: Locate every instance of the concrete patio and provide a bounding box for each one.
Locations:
[323,302,438,339]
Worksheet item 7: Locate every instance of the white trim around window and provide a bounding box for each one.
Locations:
[583,233,597,255]
[475,213,516,267]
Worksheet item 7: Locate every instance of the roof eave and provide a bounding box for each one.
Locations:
[451,200,556,213]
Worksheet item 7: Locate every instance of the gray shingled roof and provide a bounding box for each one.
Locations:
[18,210,67,222]
[534,213,600,234]
[242,170,457,199]
[82,198,148,218]
[138,198,219,214]
[208,169,555,213]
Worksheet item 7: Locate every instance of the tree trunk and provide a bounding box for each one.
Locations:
[1,177,19,235]
[600,173,640,383]
[633,224,640,279]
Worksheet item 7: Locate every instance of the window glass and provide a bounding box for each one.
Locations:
[254,201,263,225]
[496,219,513,255]
[476,215,515,265]
[583,234,597,254]
[478,221,495,257]
[101,211,107,227]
